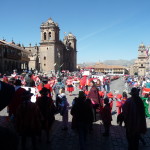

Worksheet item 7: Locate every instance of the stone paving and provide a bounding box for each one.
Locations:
[1,78,150,150]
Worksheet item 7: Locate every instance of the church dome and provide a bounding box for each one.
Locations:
[67,33,76,39]
[139,43,146,48]
[41,18,58,28]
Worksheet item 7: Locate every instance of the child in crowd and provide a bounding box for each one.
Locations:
[58,91,69,130]
[101,97,112,136]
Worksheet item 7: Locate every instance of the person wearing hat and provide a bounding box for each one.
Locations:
[16,90,41,150]
[123,87,147,150]
[36,87,56,143]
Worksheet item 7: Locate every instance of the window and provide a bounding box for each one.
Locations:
[44,64,46,66]
[44,56,46,60]
[49,32,51,40]
[44,32,46,40]
[141,64,143,67]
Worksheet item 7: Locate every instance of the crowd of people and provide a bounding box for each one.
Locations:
[0,70,149,150]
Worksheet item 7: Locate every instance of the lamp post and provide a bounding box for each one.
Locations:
[58,51,61,77]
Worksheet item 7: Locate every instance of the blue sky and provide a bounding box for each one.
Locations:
[1,0,150,63]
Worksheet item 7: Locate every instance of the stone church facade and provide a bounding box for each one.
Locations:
[129,43,149,76]
[25,18,77,73]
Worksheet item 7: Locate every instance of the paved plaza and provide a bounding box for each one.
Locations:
[0,78,150,150]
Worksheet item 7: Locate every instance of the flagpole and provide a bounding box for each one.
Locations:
[148,46,150,77]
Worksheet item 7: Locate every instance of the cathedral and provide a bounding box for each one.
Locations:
[25,18,77,73]
[129,43,149,76]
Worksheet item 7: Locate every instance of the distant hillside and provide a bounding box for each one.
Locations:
[103,59,135,67]
[78,59,135,67]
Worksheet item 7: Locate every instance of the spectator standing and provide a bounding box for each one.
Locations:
[36,87,56,143]
[123,88,147,150]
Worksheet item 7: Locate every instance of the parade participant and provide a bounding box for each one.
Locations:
[8,77,15,85]
[25,73,35,87]
[142,78,146,88]
[99,90,105,98]
[123,88,147,150]
[72,78,80,91]
[101,97,112,136]
[145,80,150,88]
[104,77,110,92]
[16,90,41,150]
[107,92,114,112]
[52,78,65,109]
[85,77,90,91]
[87,81,101,121]
[79,76,86,91]
[96,79,102,91]
[141,94,150,118]
[66,77,74,96]
[58,92,69,130]
[98,90,105,109]
[115,94,123,115]
[33,75,41,86]
[11,70,17,78]
[2,74,8,83]
[8,79,27,117]
[36,87,56,143]
[121,91,128,105]
[37,78,52,98]
[48,77,56,88]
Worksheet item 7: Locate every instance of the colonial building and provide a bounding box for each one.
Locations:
[92,63,127,75]
[80,63,128,75]
[25,18,77,73]
[129,43,149,76]
[0,40,30,74]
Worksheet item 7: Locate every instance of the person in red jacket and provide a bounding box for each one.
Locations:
[116,94,122,115]
[101,97,112,136]
[107,92,114,112]
[37,79,52,98]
